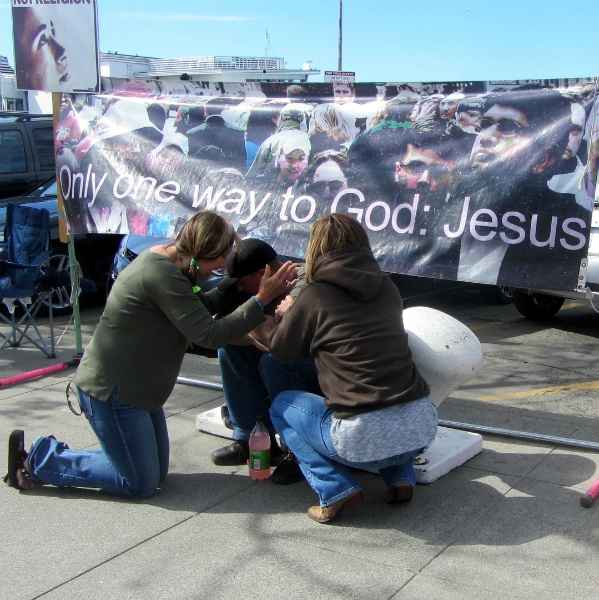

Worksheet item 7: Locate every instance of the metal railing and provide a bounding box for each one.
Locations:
[148,56,285,73]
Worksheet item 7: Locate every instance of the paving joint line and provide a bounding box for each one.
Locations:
[32,479,260,598]
[481,353,597,377]
[33,513,197,599]
[397,471,520,591]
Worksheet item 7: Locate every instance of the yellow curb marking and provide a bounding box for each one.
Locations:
[469,317,522,331]
[477,380,599,402]
[468,301,585,332]
[560,302,585,310]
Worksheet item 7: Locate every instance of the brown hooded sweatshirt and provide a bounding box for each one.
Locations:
[268,245,430,419]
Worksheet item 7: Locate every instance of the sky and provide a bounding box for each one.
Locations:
[1,0,599,83]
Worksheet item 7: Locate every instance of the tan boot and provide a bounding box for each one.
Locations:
[308,490,363,523]
[385,482,413,504]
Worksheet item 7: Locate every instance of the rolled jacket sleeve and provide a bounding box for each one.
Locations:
[142,259,265,350]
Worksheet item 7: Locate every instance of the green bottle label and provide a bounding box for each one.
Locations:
[249,449,270,470]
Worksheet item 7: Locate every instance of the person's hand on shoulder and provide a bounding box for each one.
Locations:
[275,295,295,318]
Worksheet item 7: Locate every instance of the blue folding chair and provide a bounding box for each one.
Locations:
[0,203,55,358]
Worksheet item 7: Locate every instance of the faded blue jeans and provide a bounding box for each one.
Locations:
[27,387,169,498]
[270,390,420,507]
[218,345,321,441]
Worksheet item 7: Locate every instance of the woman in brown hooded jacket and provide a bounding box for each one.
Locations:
[268,214,437,523]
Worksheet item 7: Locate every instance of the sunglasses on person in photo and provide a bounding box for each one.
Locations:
[307,180,346,195]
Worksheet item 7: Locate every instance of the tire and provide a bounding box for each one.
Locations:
[512,291,565,320]
[37,254,82,317]
[479,285,515,304]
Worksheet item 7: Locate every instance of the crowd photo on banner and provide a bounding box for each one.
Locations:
[54,77,599,292]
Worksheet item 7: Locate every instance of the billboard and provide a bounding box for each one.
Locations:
[55,77,599,292]
[11,0,100,93]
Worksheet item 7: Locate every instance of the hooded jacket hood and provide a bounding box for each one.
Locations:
[312,245,384,301]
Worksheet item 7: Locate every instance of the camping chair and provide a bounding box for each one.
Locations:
[0,203,55,358]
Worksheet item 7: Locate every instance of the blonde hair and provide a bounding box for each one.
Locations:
[173,211,240,282]
[305,214,371,282]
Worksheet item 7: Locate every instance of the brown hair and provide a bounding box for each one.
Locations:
[305,214,371,283]
[173,211,240,282]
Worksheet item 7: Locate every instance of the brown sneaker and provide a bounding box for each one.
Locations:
[307,490,363,523]
[385,482,413,504]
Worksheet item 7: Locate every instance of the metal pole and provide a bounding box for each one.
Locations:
[67,235,83,355]
[264,29,267,73]
[338,0,343,71]
[176,380,599,452]
[439,419,599,452]
[53,92,83,357]
[177,377,223,391]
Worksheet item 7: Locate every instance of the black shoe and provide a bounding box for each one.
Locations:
[271,451,305,484]
[220,404,233,430]
[270,436,285,466]
[211,440,249,466]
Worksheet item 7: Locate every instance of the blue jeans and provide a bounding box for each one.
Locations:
[27,388,169,498]
[218,345,321,441]
[270,391,419,507]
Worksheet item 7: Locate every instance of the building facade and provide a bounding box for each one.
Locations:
[0,56,27,112]
[1,53,319,114]
[99,53,319,84]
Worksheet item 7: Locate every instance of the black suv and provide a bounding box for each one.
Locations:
[0,113,54,200]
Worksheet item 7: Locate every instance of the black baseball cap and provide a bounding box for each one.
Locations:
[217,238,277,290]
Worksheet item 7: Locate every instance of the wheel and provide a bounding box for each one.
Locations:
[37,254,82,316]
[479,285,515,304]
[512,291,565,320]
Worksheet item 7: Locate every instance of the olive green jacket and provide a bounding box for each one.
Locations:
[73,250,265,412]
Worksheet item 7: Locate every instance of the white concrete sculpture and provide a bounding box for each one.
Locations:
[403,306,484,407]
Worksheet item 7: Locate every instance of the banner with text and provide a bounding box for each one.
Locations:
[56,77,599,291]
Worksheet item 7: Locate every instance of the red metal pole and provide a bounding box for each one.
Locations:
[580,476,599,507]
[0,358,79,387]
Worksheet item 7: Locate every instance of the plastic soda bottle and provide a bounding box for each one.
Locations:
[248,416,271,481]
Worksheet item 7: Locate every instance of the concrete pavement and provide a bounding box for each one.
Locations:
[2,300,599,599]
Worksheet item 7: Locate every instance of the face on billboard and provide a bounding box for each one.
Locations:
[564,102,586,160]
[375,85,387,101]
[457,109,483,133]
[333,83,355,105]
[394,144,455,193]
[14,8,69,91]
[277,149,308,182]
[306,159,348,200]
[470,104,532,168]
[439,98,459,120]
